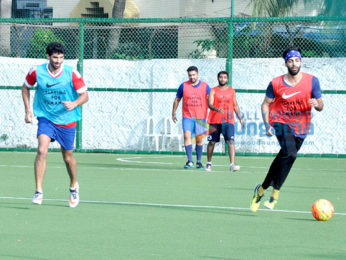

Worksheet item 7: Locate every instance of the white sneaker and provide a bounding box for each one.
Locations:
[205,163,212,171]
[69,183,79,208]
[32,191,43,205]
[230,164,240,172]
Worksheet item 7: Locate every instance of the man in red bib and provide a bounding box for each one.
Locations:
[250,47,324,212]
[172,66,211,169]
[206,71,244,172]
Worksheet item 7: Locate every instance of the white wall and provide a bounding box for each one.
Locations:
[0,57,345,154]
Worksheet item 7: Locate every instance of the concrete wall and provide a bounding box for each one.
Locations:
[0,57,345,154]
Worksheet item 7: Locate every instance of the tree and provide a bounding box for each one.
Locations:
[304,0,346,16]
[27,28,64,58]
[249,0,299,17]
[106,0,126,58]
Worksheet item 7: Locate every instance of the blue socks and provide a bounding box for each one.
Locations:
[185,144,193,162]
[185,144,204,163]
[196,145,203,163]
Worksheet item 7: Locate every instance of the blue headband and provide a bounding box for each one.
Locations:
[285,50,302,62]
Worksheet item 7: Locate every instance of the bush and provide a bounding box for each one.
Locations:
[26,28,64,58]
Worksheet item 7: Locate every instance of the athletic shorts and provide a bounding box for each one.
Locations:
[182,117,207,136]
[207,123,235,143]
[37,117,76,150]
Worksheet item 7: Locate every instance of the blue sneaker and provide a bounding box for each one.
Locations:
[184,161,194,169]
[196,162,204,169]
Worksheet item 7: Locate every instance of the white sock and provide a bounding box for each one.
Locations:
[207,161,212,165]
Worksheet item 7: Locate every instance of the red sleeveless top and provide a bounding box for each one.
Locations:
[208,86,235,124]
[269,73,313,135]
[182,81,208,119]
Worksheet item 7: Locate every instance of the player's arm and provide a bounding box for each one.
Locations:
[62,70,89,111]
[308,76,323,112]
[261,96,274,136]
[308,98,323,111]
[62,91,89,111]
[172,83,184,123]
[172,97,181,123]
[233,93,244,127]
[22,67,37,123]
[22,83,34,123]
[208,89,223,113]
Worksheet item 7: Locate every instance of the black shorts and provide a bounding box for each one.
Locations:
[207,123,235,143]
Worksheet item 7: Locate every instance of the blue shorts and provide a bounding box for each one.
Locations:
[182,117,207,136]
[207,123,235,142]
[37,117,76,150]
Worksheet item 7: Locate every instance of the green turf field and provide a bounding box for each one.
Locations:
[0,151,345,259]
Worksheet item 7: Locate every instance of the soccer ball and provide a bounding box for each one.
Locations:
[311,199,334,221]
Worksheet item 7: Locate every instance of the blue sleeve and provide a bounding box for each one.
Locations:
[266,82,275,98]
[206,84,211,95]
[176,83,184,98]
[311,76,322,99]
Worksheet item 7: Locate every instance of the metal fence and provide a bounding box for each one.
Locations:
[0,16,345,156]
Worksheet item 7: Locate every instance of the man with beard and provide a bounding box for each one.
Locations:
[172,66,211,169]
[22,42,89,207]
[250,47,323,212]
[205,71,244,172]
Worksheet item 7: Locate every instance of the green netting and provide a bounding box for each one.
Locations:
[0,16,345,155]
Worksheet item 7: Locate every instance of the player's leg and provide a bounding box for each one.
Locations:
[32,134,51,204]
[223,123,239,172]
[61,148,78,188]
[206,124,220,171]
[61,148,79,208]
[32,117,56,205]
[182,117,194,168]
[206,141,215,171]
[195,119,207,169]
[55,125,80,207]
[263,123,304,209]
[251,123,286,211]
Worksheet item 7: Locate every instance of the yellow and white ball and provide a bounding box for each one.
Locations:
[311,199,334,221]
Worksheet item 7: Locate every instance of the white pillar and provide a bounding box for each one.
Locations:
[0,0,12,55]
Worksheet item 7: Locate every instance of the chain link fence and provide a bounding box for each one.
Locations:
[0,17,345,155]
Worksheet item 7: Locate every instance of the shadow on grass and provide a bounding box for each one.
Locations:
[0,255,50,260]
[0,201,30,210]
[285,217,316,222]
[300,253,346,259]
[199,256,238,260]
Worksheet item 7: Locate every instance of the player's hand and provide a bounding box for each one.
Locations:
[217,108,224,114]
[266,126,275,137]
[308,98,318,108]
[62,101,77,111]
[25,111,34,124]
[172,114,178,123]
[240,119,246,129]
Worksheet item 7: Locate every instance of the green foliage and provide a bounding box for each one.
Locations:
[301,50,319,57]
[188,39,216,58]
[26,28,64,58]
[0,134,8,142]
[112,42,146,60]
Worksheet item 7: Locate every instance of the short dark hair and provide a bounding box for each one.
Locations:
[217,71,228,78]
[282,46,301,60]
[46,42,65,56]
[187,66,198,73]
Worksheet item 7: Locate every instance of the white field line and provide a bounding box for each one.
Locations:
[0,196,346,216]
[116,156,346,172]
